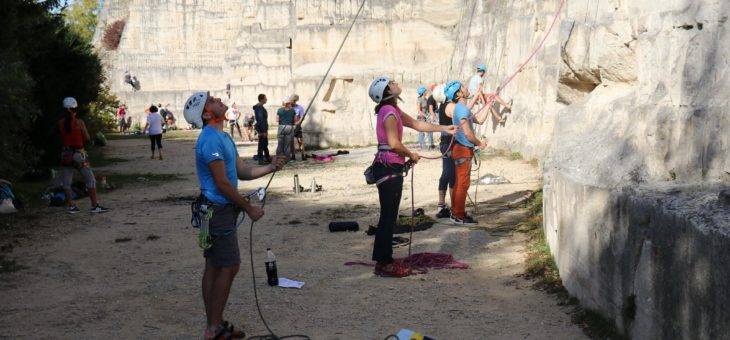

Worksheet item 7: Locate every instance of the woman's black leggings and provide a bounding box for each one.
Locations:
[372,162,404,264]
[149,134,162,151]
[439,141,455,191]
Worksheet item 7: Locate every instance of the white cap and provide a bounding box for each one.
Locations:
[63,97,78,109]
[183,92,208,128]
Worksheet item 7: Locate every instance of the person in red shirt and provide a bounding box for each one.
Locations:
[58,97,109,214]
[116,104,127,133]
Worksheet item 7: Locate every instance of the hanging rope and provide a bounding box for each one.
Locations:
[245,1,367,339]
[472,0,566,119]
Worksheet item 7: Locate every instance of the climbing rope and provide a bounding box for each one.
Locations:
[245,1,367,339]
[472,0,566,119]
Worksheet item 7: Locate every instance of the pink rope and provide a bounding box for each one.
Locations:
[473,0,566,117]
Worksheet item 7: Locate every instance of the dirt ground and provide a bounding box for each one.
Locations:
[0,132,586,339]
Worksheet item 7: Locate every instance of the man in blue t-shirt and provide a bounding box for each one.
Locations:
[184,91,286,339]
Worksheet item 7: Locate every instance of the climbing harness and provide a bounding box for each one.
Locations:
[191,188,266,250]
[471,0,566,119]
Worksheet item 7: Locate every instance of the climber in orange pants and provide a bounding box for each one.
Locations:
[443,80,489,225]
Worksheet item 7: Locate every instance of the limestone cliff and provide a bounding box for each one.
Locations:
[444,1,728,338]
[95,1,729,338]
[93,0,461,145]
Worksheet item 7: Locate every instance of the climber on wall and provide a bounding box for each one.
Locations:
[367,76,455,277]
[468,63,512,126]
[123,70,141,91]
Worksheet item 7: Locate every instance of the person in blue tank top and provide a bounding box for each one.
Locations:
[184,91,286,340]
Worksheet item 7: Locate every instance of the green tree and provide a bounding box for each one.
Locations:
[0,0,112,178]
[64,0,99,44]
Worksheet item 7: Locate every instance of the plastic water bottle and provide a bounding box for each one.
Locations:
[265,248,278,286]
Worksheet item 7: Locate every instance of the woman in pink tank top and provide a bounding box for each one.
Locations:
[367,76,455,277]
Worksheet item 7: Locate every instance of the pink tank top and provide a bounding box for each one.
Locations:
[375,104,405,164]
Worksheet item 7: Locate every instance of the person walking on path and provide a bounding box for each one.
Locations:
[116,104,127,133]
[444,80,491,225]
[276,97,299,158]
[57,97,109,214]
[253,94,271,165]
[242,107,255,142]
[226,102,244,141]
[183,91,286,340]
[367,76,455,277]
[416,85,435,150]
[290,94,306,161]
[143,105,164,160]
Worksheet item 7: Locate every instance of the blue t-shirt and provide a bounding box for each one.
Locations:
[452,102,474,148]
[195,125,239,204]
[277,107,296,125]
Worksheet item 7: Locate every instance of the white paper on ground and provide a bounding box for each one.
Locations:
[277,277,305,289]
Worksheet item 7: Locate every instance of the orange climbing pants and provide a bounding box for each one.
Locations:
[450,143,473,219]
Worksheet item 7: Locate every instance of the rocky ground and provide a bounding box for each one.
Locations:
[0,132,585,339]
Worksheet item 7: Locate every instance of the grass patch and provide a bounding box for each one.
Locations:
[519,189,624,339]
[0,256,27,274]
[87,146,129,167]
[509,151,523,161]
[7,180,48,211]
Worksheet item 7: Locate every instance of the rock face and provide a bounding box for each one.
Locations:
[93,0,461,145]
[444,0,729,338]
[95,0,729,337]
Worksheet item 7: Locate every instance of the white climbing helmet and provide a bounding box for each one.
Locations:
[62,97,78,109]
[368,76,392,104]
[432,84,446,104]
[183,91,208,128]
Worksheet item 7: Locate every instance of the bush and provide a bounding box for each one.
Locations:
[0,0,112,179]
[102,20,126,50]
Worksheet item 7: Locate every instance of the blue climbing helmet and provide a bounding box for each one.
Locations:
[476,63,487,72]
[417,86,427,97]
[444,81,462,102]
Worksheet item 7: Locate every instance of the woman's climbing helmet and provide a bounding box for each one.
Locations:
[63,97,78,109]
[183,91,209,128]
[417,86,427,97]
[477,64,487,72]
[368,76,392,104]
[444,81,463,102]
[432,84,446,103]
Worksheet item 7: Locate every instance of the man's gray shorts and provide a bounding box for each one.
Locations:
[204,205,242,267]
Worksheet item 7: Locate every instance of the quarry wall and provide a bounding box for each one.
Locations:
[95,0,729,337]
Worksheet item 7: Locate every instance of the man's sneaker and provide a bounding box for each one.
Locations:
[67,205,81,214]
[450,213,478,225]
[436,206,451,219]
[90,204,110,214]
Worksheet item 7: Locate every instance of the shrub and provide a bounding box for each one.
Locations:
[102,19,126,50]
